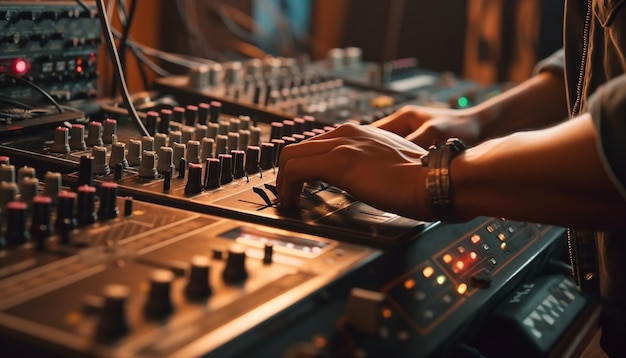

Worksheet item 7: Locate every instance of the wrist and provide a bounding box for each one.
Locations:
[420,138,467,222]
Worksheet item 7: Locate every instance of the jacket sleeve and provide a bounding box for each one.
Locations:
[587,74,626,200]
[533,48,565,77]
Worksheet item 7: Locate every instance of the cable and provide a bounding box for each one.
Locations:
[95,0,149,137]
[2,74,63,113]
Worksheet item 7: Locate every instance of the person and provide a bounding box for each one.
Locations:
[276,0,626,356]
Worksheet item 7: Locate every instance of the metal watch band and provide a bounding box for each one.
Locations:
[420,138,467,222]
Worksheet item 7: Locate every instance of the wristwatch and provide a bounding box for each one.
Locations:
[420,138,467,222]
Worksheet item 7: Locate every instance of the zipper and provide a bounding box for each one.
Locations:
[571,0,592,118]
[567,0,592,287]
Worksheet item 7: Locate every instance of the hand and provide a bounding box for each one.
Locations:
[372,105,482,147]
[277,123,435,220]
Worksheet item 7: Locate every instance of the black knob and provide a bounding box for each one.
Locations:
[97,284,130,340]
[219,154,233,185]
[144,270,175,319]
[98,182,119,220]
[184,163,204,196]
[77,185,97,225]
[5,201,30,246]
[158,108,172,134]
[259,142,275,170]
[198,103,210,125]
[146,111,158,136]
[263,243,273,264]
[270,122,283,140]
[222,244,248,283]
[209,101,221,123]
[173,106,185,124]
[185,255,212,300]
[31,195,52,250]
[245,146,260,174]
[204,158,220,189]
[185,105,198,126]
[55,190,77,242]
[232,150,245,179]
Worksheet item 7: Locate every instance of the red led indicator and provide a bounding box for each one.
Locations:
[470,251,478,260]
[76,65,83,74]
[455,261,465,271]
[13,58,28,75]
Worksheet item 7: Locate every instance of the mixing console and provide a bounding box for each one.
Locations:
[0,160,379,357]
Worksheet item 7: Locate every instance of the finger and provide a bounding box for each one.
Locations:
[277,151,336,208]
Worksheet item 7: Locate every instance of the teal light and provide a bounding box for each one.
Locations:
[457,96,469,108]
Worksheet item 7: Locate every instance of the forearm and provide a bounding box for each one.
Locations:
[450,113,626,230]
[470,71,569,142]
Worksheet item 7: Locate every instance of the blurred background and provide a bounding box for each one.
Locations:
[98,0,565,95]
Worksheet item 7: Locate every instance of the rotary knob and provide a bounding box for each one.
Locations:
[185,255,212,300]
[96,284,130,340]
[144,270,175,319]
[222,244,248,283]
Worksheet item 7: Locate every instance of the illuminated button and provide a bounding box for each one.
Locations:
[455,261,465,271]
[500,242,508,252]
[498,233,506,241]
[469,251,478,260]
[382,308,393,319]
[422,266,434,278]
[436,275,446,285]
[471,234,482,245]
[486,225,495,233]
[13,58,28,75]
[457,246,466,254]
[443,254,453,264]
[457,283,468,295]
[404,278,416,290]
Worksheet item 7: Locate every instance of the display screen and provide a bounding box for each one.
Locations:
[219,226,331,257]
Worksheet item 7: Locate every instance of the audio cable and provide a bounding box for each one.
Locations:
[95,0,149,137]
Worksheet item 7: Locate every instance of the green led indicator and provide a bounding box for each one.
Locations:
[457,96,469,108]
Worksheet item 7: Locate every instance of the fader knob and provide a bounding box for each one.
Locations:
[154,133,167,150]
[91,147,110,176]
[204,158,220,189]
[17,166,36,191]
[127,139,142,166]
[158,108,172,134]
[6,201,30,246]
[245,146,260,174]
[55,190,77,239]
[194,124,208,141]
[43,171,61,204]
[50,127,70,153]
[215,134,228,156]
[144,270,175,319]
[98,182,119,220]
[222,244,248,283]
[232,150,245,179]
[102,118,117,144]
[219,154,233,185]
[141,136,155,152]
[146,111,158,136]
[172,143,186,171]
[31,195,52,250]
[0,164,14,183]
[97,284,130,339]
[69,124,87,151]
[138,151,158,179]
[184,163,204,196]
[198,103,210,125]
[209,101,222,123]
[186,140,201,164]
[185,255,212,300]
[20,177,39,205]
[0,182,18,209]
[157,147,173,173]
[259,142,275,170]
[109,142,128,169]
[86,121,103,147]
[77,185,97,225]
[200,137,214,161]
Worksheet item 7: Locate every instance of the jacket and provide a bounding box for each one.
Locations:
[537,0,626,355]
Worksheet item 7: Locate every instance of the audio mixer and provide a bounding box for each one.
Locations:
[0,162,379,357]
[0,152,578,357]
